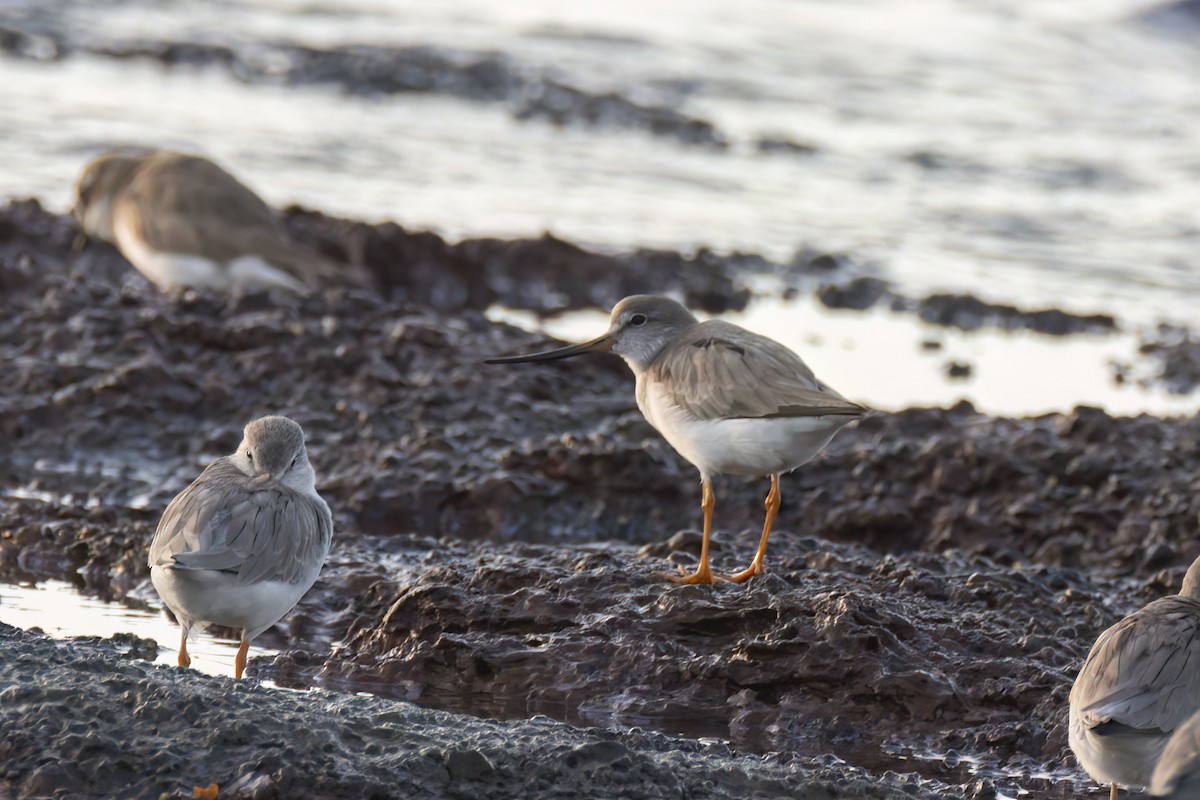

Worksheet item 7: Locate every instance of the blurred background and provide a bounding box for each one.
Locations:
[3,0,1200,416]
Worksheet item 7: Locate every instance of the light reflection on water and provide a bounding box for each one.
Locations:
[0,579,275,677]
[1,1,1200,326]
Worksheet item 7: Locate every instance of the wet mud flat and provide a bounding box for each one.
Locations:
[1,623,931,800]
[0,198,1197,796]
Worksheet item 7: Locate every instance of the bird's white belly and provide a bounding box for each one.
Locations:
[113,216,304,292]
[228,254,308,293]
[1069,704,1168,789]
[151,564,317,641]
[113,218,227,290]
[637,376,850,477]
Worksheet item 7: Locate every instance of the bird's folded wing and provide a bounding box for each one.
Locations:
[148,458,332,586]
[1073,598,1200,734]
[650,321,867,421]
[122,154,282,262]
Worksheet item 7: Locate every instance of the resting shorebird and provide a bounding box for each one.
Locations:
[1151,708,1200,799]
[1069,555,1200,799]
[487,295,865,584]
[73,149,369,293]
[148,416,333,678]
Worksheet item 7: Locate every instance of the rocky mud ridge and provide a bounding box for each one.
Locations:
[0,197,1196,797]
[2,623,940,800]
[1112,324,1200,395]
[816,276,1117,336]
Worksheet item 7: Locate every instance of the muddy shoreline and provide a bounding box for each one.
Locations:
[2,623,939,800]
[0,196,1196,797]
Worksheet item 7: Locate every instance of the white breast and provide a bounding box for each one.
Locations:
[113,215,305,293]
[636,373,851,478]
[113,215,225,290]
[228,255,308,293]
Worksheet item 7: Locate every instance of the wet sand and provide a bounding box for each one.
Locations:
[0,198,1196,797]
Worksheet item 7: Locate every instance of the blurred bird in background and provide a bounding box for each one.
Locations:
[73,149,373,294]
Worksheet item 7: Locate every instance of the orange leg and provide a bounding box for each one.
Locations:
[728,474,780,584]
[1110,784,1117,800]
[178,626,192,669]
[667,478,725,584]
[234,636,250,679]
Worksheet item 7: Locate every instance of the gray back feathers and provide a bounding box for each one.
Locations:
[148,418,332,586]
[648,320,866,421]
[1072,594,1200,737]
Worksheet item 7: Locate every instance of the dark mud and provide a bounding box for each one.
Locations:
[1,196,1196,796]
[291,201,1127,337]
[9,193,1122,336]
[818,278,1118,336]
[3,196,750,316]
[1113,325,1200,395]
[0,623,931,800]
[260,534,1106,797]
[279,205,753,316]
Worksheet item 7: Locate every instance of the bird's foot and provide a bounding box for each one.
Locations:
[177,650,191,669]
[192,783,219,799]
[726,560,765,584]
[661,564,729,584]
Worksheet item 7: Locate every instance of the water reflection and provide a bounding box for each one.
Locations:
[0,579,276,676]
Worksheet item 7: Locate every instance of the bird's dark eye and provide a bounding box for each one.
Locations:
[629,314,647,327]
[246,451,253,462]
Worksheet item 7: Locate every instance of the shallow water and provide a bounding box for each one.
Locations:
[3,0,1200,328]
[0,579,277,676]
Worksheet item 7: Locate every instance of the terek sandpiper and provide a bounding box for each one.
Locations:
[487,295,866,584]
[1070,555,1200,799]
[148,416,333,678]
[73,150,370,293]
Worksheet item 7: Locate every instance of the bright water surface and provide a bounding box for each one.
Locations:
[0,579,275,676]
[2,0,1199,415]
[1,0,1199,328]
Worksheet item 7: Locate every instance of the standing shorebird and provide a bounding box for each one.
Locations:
[73,149,370,293]
[148,416,333,679]
[1150,708,1200,799]
[486,295,866,584]
[1069,555,1200,799]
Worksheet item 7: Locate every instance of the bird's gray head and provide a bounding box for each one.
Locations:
[234,416,315,492]
[484,295,698,374]
[604,295,699,372]
[1182,554,1200,601]
[73,152,147,241]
